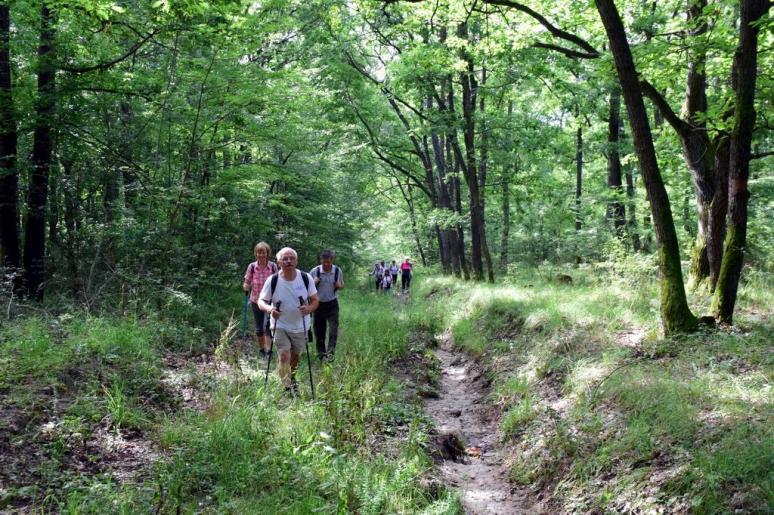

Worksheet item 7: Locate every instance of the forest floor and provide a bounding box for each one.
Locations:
[1,268,772,513]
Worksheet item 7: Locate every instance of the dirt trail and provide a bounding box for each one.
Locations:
[424,333,535,514]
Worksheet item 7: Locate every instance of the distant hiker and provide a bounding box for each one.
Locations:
[389,260,399,286]
[370,262,384,291]
[243,242,278,358]
[258,247,319,394]
[309,250,344,362]
[400,258,413,290]
[382,270,392,292]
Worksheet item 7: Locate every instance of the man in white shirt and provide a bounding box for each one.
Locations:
[258,247,319,393]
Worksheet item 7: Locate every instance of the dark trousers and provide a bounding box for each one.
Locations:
[314,299,339,358]
[401,271,411,290]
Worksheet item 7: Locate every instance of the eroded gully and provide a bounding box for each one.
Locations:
[424,333,537,514]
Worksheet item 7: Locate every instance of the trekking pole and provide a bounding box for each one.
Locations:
[299,296,315,400]
[264,301,281,387]
[240,293,249,338]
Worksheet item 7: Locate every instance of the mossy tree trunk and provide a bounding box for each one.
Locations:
[713,0,769,323]
[596,0,697,335]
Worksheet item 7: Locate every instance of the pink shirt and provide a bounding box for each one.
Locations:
[243,261,277,303]
[400,262,412,271]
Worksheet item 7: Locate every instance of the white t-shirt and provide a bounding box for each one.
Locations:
[259,272,317,333]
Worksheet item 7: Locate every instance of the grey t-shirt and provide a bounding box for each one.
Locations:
[310,265,343,302]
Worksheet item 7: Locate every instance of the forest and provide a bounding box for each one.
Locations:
[0,0,772,512]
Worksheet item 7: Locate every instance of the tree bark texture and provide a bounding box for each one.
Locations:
[595,0,697,334]
[713,0,769,323]
[24,3,56,298]
[0,4,19,270]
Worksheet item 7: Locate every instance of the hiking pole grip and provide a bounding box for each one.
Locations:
[264,300,282,387]
[299,296,315,400]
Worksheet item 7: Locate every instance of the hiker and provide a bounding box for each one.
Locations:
[243,242,278,358]
[258,247,319,393]
[309,250,344,362]
[382,270,392,292]
[370,262,384,291]
[389,260,399,286]
[400,257,413,290]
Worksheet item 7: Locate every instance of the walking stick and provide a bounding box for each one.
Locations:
[264,301,281,387]
[299,296,315,399]
[240,293,249,339]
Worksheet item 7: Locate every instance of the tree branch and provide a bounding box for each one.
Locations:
[483,0,600,56]
[640,79,689,135]
[532,42,600,59]
[60,30,158,74]
[751,150,773,160]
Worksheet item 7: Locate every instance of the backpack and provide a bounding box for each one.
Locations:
[312,265,341,285]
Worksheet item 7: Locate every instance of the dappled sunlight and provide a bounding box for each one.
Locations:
[695,369,772,411]
[567,360,613,392]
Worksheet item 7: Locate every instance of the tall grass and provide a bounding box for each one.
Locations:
[0,283,456,512]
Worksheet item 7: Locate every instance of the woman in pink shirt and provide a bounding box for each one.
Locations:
[243,242,278,358]
[400,258,413,291]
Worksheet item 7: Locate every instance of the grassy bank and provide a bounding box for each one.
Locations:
[0,286,455,513]
[415,264,773,513]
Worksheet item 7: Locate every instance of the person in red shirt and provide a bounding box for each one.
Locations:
[400,258,413,291]
[243,242,278,358]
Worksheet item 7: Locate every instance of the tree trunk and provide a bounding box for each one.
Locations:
[458,22,484,281]
[432,113,454,275]
[0,4,19,271]
[575,104,583,232]
[708,136,730,289]
[24,3,56,299]
[713,0,768,323]
[452,155,470,280]
[478,65,494,283]
[500,159,513,271]
[443,134,462,277]
[606,88,626,238]
[625,162,641,252]
[595,0,697,335]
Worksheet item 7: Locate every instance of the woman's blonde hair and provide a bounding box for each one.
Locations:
[254,241,271,256]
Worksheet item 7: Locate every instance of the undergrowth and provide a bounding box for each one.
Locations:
[0,284,455,513]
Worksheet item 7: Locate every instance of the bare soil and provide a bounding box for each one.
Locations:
[424,332,539,514]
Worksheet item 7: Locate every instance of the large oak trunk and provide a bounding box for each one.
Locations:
[595,0,697,335]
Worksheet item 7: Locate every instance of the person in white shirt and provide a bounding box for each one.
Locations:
[258,247,319,393]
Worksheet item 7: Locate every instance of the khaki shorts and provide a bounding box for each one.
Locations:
[273,329,306,354]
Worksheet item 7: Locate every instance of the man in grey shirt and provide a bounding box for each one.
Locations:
[309,250,344,362]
